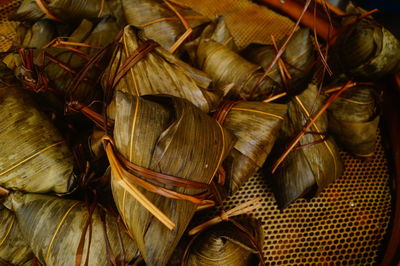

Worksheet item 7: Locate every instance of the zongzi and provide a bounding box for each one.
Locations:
[184,219,263,266]
[215,101,287,195]
[0,63,76,194]
[10,0,110,23]
[103,25,221,113]
[107,92,235,266]
[25,16,120,103]
[265,84,343,209]
[329,18,400,79]
[327,84,380,158]
[192,23,281,100]
[15,19,56,48]
[3,192,140,266]
[0,205,34,265]
[122,0,208,51]
[242,28,315,95]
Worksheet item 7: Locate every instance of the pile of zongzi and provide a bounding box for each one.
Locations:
[1,0,399,264]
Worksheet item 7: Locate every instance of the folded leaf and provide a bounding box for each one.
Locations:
[0,64,76,194]
[266,84,343,209]
[0,205,34,265]
[185,219,263,266]
[217,101,286,195]
[110,92,235,266]
[104,26,220,112]
[122,0,208,51]
[3,192,140,266]
[10,0,110,23]
[328,85,380,158]
[329,19,400,79]
[193,24,280,100]
[242,28,315,95]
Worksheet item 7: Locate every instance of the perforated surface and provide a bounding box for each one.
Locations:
[172,0,295,48]
[0,0,19,52]
[221,131,392,265]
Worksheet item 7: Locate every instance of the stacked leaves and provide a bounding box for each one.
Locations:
[10,0,110,23]
[0,205,34,265]
[40,16,120,103]
[3,192,140,265]
[0,64,76,194]
[184,220,263,266]
[15,20,56,48]
[242,28,315,94]
[108,91,234,266]
[191,22,280,100]
[218,101,287,195]
[122,0,208,51]
[328,85,380,158]
[266,84,343,209]
[329,19,400,79]
[104,25,220,113]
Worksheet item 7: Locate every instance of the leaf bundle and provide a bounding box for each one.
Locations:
[328,85,380,158]
[242,28,315,94]
[267,84,343,209]
[108,92,235,266]
[121,0,208,51]
[184,220,263,266]
[329,19,400,79]
[192,23,280,100]
[104,25,220,113]
[0,64,76,194]
[3,192,140,266]
[0,205,34,265]
[216,101,287,195]
[10,0,110,23]
[40,16,119,103]
[16,20,56,48]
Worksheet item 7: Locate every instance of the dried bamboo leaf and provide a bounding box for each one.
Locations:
[17,19,56,48]
[329,19,400,79]
[0,64,76,194]
[10,0,110,23]
[3,192,140,266]
[39,16,119,103]
[121,0,209,51]
[185,219,263,266]
[0,205,34,265]
[242,28,315,94]
[328,85,380,158]
[193,26,280,100]
[104,26,220,112]
[110,92,235,266]
[184,17,237,65]
[221,101,287,195]
[266,84,343,209]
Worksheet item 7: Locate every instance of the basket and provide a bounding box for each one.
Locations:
[0,0,398,265]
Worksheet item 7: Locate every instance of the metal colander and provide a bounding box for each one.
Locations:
[221,131,391,265]
[0,0,394,265]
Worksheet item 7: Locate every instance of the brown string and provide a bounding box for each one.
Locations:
[213,101,241,125]
[111,40,159,89]
[116,150,210,190]
[34,0,62,23]
[100,212,117,266]
[292,131,329,151]
[66,102,114,132]
[188,197,262,235]
[104,137,214,206]
[75,200,97,266]
[18,48,59,95]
